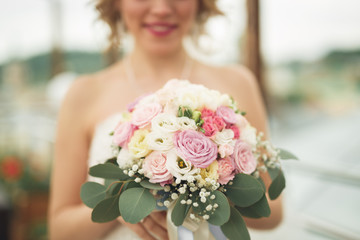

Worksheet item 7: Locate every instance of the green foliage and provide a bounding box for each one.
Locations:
[171,193,190,226]
[220,206,250,240]
[140,179,164,190]
[236,194,270,218]
[269,170,286,200]
[278,148,298,160]
[207,191,230,226]
[225,174,264,207]
[178,106,193,118]
[89,163,128,180]
[92,195,120,223]
[80,182,107,208]
[119,188,156,224]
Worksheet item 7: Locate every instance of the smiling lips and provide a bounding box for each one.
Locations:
[144,23,178,37]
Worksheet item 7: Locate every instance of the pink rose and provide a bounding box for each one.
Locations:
[202,117,217,137]
[228,125,240,139]
[236,114,248,130]
[216,106,237,125]
[113,122,137,148]
[218,144,234,158]
[201,108,215,118]
[213,116,226,131]
[231,140,257,174]
[131,103,162,128]
[143,151,173,186]
[217,157,236,185]
[127,93,151,112]
[174,130,218,168]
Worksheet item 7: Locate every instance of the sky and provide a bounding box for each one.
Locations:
[1,0,360,65]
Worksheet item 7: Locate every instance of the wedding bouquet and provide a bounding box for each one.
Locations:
[81,79,297,240]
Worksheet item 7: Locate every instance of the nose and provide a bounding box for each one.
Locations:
[150,0,173,16]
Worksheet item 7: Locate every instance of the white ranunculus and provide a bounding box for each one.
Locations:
[151,113,180,133]
[146,131,174,151]
[166,150,198,181]
[177,117,197,131]
[240,125,257,147]
[214,129,235,145]
[117,148,137,169]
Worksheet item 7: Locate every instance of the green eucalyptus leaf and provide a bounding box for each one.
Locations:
[105,157,118,165]
[89,163,128,180]
[140,179,164,190]
[267,167,280,181]
[119,188,156,224]
[106,182,122,197]
[220,206,250,240]
[257,177,266,192]
[236,194,270,218]
[225,174,264,207]
[171,194,190,226]
[278,148,298,160]
[92,195,120,223]
[80,182,106,208]
[124,181,141,190]
[269,169,285,200]
[207,191,230,226]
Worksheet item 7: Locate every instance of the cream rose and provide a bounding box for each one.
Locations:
[128,129,151,158]
[198,161,219,186]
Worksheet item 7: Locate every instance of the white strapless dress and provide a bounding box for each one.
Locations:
[87,113,141,240]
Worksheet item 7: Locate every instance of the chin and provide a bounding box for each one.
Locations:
[143,41,183,56]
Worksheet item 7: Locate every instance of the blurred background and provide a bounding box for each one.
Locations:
[0,0,359,239]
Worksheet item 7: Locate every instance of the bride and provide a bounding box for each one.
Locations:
[48,0,283,239]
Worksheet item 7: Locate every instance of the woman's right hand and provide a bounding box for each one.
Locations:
[117,211,169,240]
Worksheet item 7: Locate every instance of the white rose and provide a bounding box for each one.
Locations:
[151,113,180,133]
[166,150,198,181]
[146,131,174,151]
[199,89,222,110]
[137,93,159,106]
[240,125,257,146]
[214,129,235,145]
[117,148,137,169]
[175,89,200,110]
[220,94,233,108]
[177,117,197,131]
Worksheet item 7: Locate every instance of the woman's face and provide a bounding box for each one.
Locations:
[118,0,199,55]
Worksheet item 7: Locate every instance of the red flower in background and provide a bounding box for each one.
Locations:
[1,156,23,180]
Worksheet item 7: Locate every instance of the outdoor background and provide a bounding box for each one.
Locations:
[0,0,359,239]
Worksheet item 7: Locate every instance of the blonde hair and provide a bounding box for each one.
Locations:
[95,0,223,55]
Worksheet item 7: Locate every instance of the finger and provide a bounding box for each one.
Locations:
[117,217,156,240]
[150,211,168,229]
[143,216,169,240]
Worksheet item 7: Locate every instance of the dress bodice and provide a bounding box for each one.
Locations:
[87,113,141,240]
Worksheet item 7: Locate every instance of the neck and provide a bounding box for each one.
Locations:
[126,44,191,85]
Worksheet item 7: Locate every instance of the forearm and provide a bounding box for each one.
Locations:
[49,204,118,240]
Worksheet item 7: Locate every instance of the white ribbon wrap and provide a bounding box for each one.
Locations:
[166,203,216,240]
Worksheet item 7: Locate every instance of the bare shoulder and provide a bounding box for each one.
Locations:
[196,61,268,133]
[196,62,262,105]
[61,63,120,113]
